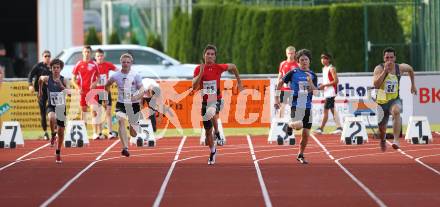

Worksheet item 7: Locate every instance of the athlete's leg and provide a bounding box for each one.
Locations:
[331,107,342,128]
[319,108,329,130]
[299,128,310,155]
[117,115,129,149]
[38,98,48,134]
[390,102,401,148]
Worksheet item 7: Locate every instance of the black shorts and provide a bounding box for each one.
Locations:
[324,97,336,109]
[47,105,66,127]
[97,91,112,107]
[377,98,402,126]
[291,107,312,129]
[116,102,142,124]
[280,90,293,104]
[201,100,223,130]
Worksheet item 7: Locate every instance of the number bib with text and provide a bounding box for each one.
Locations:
[50,92,65,106]
[202,80,217,95]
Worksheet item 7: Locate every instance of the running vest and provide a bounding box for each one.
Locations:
[322,64,337,98]
[376,64,400,104]
[47,76,66,107]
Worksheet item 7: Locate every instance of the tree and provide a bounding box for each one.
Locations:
[148,34,164,52]
[130,31,139,45]
[109,30,121,44]
[85,27,101,45]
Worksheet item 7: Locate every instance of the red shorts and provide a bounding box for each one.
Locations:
[80,90,98,107]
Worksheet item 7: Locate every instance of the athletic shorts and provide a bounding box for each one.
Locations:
[377,98,402,126]
[280,90,293,104]
[115,102,141,125]
[97,91,112,107]
[324,97,336,109]
[201,99,223,130]
[291,107,312,129]
[47,105,66,128]
[80,90,98,107]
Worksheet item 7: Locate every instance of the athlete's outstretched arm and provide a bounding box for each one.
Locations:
[227,64,243,91]
[38,76,49,100]
[399,63,417,95]
[192,64,204,91]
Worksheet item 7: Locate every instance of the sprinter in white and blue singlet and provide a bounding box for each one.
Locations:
[275,49,318,164]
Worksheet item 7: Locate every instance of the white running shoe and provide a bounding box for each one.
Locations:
[331,127,343,134]
[208,150,217,165]
[313,128,323,134]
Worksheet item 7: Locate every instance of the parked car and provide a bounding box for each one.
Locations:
[56,44,200,80]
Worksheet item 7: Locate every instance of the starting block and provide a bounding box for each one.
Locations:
[341,116,368,145]
[200,118,226,146]
[65,120,89,148]
[0,121,24,149]
[130,119,156,147]
[405,116,432,144]
[268,118,296,146]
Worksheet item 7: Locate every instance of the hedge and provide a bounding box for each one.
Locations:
[167,3,407,73]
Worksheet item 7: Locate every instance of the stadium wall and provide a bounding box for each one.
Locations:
[1,72,439,132]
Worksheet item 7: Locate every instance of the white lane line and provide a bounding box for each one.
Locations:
[40,140,120,207]
[153,136,187,207]
[247,135,272,207]
[312,136,335,160]
[415,154,440,176]
[311,134,387,207]
[385,140,440,175]
[0,143,50,172]
[386,140,414,159]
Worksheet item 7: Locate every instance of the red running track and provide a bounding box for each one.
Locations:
[0,132,439,207]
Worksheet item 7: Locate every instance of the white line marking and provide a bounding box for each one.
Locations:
[385,140,440,175]
[415,154,440,176]
[40,140,119,207]
[247,135,272,207]
[153,136,187,207]
[311,134,387,207]
[386,140,414,159]
[312,136,335,160]
[0,143,50,172]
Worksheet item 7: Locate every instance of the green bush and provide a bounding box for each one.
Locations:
[148,34,164,52]
[169,4,408,73]
[130,31,139,45]
[109,30,121,44]
[85,27,101,45]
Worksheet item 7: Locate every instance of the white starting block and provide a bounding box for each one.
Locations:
[0,121,24,148]
[65,120,89,147]
[341,116,368,145]
[130,119,156,147]
[405,116,432,144]
[200,118,226,146]
[268,118,296,145]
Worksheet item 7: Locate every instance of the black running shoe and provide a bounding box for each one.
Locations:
[297,154,308,164]
[121,148,130,157]
[283,124,293,136]
[208,150,216,165]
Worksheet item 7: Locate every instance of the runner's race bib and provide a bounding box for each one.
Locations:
[50,92,65,106]
[385,79,398,94]
[123,91,132,102]
[98,74,107,86]
[298,81,308,93]
[202,80,217,95]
